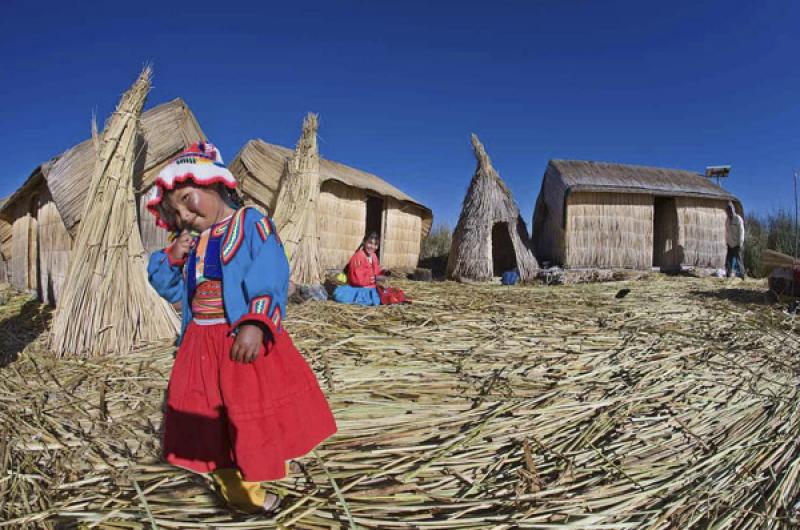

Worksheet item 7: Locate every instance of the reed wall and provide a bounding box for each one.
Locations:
[0,219,9,283]
[4,188,43,292]
[0,219,12,263]
[317,180,366,270]
[381,197,423,269]
[11,213,34,292]
[565,192,653,269]
[448,225,492,280]
[37,191,73,306]
[138,192,170,254]
[675,197,728,268]
[531,169,568,266]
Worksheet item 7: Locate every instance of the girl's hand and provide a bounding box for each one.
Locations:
[231,324,265,363]
[170,230,194,262]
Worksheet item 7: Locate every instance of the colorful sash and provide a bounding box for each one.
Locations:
[192,281,225,321]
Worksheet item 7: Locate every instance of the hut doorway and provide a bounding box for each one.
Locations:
[491,222,516,276]
[653,197,680,269]
[365,196,384,257]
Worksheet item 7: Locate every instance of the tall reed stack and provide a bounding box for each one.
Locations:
[272,113,324,285]
[50,67,179,357]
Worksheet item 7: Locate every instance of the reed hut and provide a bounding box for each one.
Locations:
[230,136,433,271]
[0,98,204,305]
[531,160,743,270]
[0,164,65,300]
[446,134,538,282]
[0,198,9,284]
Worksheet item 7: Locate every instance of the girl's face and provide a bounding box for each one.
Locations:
[165,185,222,232]
[364,238,379,255]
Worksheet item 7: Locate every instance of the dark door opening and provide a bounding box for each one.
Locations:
[653,197,680,269]
[491,222,517,276]
[365,196,384,258]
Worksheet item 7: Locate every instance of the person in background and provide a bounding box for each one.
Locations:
[725,201,746,279]
[347,232,387,288]
[332,232,387,305]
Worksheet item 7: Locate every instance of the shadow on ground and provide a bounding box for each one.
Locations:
[0,298,52,368]
[691,287,777,307]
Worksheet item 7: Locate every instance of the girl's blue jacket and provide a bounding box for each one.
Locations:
[147,207,289,345]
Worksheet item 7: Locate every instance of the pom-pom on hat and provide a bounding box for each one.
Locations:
[147,141,238,229]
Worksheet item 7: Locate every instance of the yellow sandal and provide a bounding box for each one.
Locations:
[211,468,285,515]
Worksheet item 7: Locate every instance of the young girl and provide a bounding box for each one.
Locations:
[146,142,336,514]
[332,232,404,305]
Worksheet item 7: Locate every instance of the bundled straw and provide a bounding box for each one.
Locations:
[49,67,179,358]
[272,113,324,285]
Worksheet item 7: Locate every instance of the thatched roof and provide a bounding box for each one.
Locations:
[548,160,740,203]
[230,139,433,236]
[0,98,204,234]
[447,134,538,281]
[48,98,204,234]
[0,164,51,221]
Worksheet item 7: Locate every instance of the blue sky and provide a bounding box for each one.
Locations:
[2,0,798,227]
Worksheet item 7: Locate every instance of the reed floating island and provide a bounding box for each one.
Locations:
[1,274,798,528]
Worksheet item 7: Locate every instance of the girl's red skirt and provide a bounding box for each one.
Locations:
[163,321,337,482]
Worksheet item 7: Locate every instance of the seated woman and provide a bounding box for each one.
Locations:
[333,232,387,306]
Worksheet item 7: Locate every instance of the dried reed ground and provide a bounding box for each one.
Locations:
[1,276,799,529]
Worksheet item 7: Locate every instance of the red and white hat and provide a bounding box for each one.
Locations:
[146,141,238,229]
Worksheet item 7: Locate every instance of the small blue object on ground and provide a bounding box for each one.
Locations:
[501,270,519,285]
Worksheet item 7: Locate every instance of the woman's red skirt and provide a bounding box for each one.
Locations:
[163,321,337,482]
